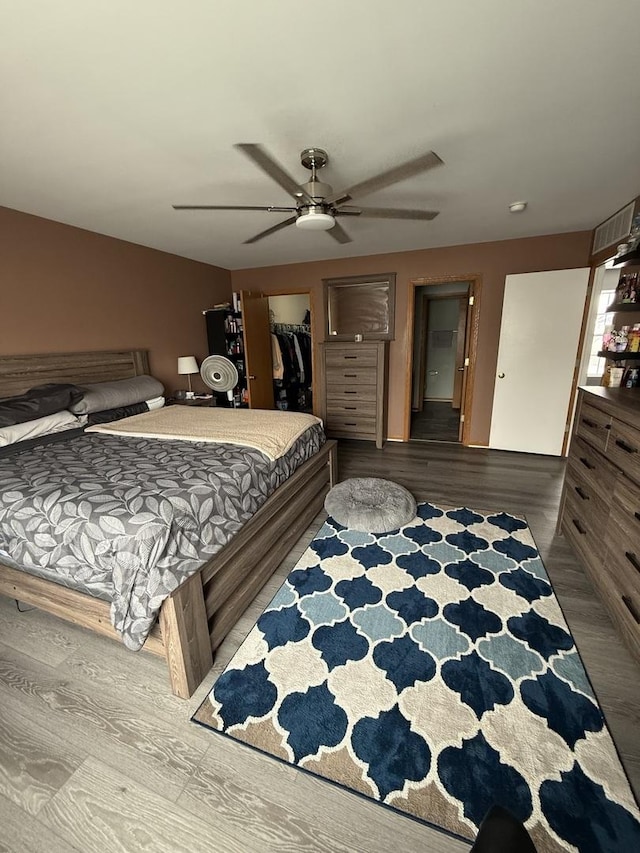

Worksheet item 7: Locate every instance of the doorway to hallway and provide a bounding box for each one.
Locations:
[405,276,481,444]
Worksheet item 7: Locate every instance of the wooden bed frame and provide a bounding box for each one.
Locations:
[0,349,337,698]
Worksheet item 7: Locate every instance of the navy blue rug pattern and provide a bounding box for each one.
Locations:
[193,503,640,852]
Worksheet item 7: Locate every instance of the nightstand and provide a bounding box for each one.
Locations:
[167,396,215,407]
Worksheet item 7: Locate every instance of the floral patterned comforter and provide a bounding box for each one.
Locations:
[0,424,325,650]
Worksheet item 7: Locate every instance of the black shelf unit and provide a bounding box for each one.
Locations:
[605,302,640,313]
[597,350,640,361]
[204,307,248,407]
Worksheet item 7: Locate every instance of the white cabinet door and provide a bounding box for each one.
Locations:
[489,269,589,455]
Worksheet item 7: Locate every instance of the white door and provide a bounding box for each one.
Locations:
[489,268,589,455]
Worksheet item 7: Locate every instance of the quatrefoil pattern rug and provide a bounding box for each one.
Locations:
[193,502,640,852]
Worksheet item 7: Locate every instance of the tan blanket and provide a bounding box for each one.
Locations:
[85,406,322,461]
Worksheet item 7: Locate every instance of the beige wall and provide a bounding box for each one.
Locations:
[0,207,232,395]
[231,231,592,444]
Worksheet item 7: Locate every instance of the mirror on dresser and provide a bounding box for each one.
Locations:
[323,273,396,341]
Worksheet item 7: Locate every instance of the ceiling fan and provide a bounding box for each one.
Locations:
[173,144,443,245]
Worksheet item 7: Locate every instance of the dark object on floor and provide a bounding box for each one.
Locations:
[471,805,537,852]
[324,477,417,532]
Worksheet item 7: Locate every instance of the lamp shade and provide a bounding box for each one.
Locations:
[177,356,198,375]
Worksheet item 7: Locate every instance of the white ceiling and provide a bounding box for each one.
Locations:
[2,1,640,270]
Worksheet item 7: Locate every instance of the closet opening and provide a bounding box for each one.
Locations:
[405,276,480,445]
[268,293,313,414]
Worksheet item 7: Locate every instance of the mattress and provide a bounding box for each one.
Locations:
[0,422,325,650]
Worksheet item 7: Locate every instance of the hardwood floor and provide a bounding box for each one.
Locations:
[411,401,461,442]
[1,439,639,852]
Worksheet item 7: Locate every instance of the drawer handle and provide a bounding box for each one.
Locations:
[625,552,640,575]
[582,417,598,429]
[634,511,640,523]
[615,438,638,454]
[345,406,357,410]
[622,595,640,624]
[574,486,589,501]
[572,518,586,535]
[344,356,357,360]
[344,391,357,395]
[579,456,595,470]
[344,422,357,426]
[344,373,357,378]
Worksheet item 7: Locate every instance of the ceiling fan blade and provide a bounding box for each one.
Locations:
[329,150,444,205]
[235,144,314,205]
[336,205,439,221]
[243,215,298,245]
[173,204,297,212]
[327,221,352,244]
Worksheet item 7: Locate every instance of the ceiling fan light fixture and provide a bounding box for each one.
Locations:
[295,210,335,231]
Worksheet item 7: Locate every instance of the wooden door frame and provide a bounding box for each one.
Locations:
[452,296,467,410]
[262,288,317,417]
[404,274,482,445]
[561,264,598,455]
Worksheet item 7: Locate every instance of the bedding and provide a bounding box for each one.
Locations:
[85,400,150,426]
[0,418,325,651]
[86,406,322,461]
[0,410,86,446]
[70,374,163,414]
[0,383,83,427]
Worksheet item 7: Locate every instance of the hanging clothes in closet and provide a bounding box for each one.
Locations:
[271,323,312,412]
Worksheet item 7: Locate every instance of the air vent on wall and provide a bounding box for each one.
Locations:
[592,202,635,254]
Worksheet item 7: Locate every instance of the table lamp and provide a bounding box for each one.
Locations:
[177,356,198,398]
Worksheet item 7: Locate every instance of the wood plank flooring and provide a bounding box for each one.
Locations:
[1,439,639,852]
[411,401,461,442]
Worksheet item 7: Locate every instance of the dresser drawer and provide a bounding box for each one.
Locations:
[575,400,612,453]
[326,399,377,418]
[605,476,640,596]
[325,415,376,438]
[326,384,377,403]
[325,365,377,385]
[609,475,640,540]
[567,436,618,497]
[604,519,640,597]
[563,466,610,540]
[325,346,379,369]
[561,488,606,574]
[601,526,640,658]
[606,418,640,486]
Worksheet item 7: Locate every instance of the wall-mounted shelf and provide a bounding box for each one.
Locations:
[598,350,640,361]
[605,302,640,313]
[613,248,640,268]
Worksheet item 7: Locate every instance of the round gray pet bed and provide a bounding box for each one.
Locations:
[324,477,417,533]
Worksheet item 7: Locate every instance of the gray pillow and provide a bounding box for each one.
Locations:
[70,375,164,415]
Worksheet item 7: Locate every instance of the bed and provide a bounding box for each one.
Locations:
[0,349,337,697]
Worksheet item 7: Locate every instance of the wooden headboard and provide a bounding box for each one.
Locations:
[0,350,150,398]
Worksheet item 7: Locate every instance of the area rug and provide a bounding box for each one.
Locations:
[193,502,640,852]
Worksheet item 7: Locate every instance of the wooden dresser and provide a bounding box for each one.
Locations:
[559,387,640,661]
[319,341,388,449]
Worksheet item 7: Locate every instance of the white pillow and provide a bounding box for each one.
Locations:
[146,396,165,411]
[0,410,86,447]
